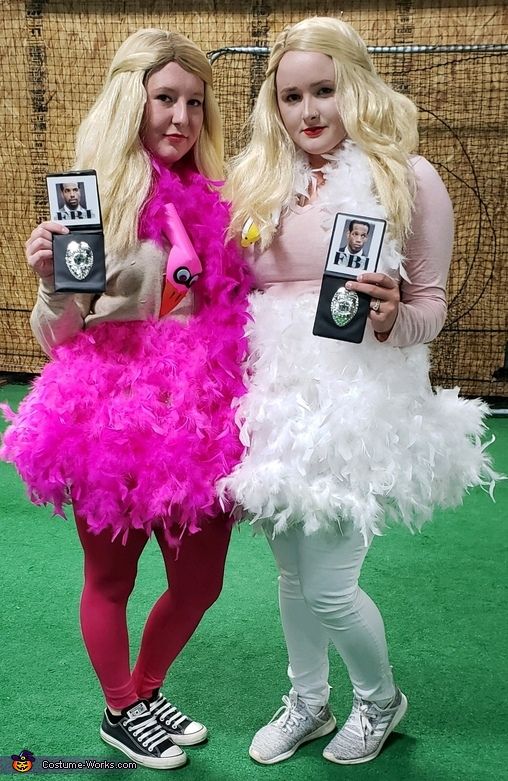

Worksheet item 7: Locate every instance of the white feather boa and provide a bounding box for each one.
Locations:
[294,140,407,280]
[220,143,498,541]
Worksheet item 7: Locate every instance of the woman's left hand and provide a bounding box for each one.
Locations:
[345,272,400,337]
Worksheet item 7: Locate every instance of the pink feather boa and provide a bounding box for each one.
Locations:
[1,165,251,543]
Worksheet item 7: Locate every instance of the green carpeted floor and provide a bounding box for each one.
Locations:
[1,383,507,781]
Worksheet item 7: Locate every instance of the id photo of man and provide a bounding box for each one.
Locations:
[332,218,373,273]
[53,181,95,221]
[340,219,371,256]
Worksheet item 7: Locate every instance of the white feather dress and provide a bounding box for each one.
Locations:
[220,143,497,542]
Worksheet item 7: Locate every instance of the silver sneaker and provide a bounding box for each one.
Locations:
[323,688,408,765]
[249,691,336,765]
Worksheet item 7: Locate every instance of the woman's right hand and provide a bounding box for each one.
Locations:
[25,221,69,280]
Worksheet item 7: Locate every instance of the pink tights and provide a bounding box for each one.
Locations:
[75,514,231,710]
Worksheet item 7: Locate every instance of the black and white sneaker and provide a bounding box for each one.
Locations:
[149,691,208,746]
[100,700,187,769]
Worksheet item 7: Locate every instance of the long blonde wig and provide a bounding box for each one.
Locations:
[74,28,224,256]
[227,16,419,248]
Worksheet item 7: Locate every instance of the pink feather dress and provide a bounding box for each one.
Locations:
[1,165,251,544]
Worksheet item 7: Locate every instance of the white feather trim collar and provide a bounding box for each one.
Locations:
[292,140,406,278]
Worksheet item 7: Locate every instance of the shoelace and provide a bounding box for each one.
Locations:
[125,711,172,752]
[152,696,187,729]
[357,703,377,749]
[352,699,393,749]
[271,695,306,734]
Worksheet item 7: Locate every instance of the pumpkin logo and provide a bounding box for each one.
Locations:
[11,750,35,773]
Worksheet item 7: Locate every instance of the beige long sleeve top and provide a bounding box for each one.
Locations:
[31,240,193,356]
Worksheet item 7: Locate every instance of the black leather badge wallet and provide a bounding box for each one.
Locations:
[47,169,106,294]
[313,212,386,344]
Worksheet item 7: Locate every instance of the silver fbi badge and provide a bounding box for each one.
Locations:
[330,286,359,327]
[65,240,93,280]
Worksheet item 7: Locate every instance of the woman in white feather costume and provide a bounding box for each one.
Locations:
[220,16,498,767]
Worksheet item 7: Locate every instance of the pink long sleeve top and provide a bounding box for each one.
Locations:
[248,156,454,347]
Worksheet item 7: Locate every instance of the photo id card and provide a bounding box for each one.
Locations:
[313,212,386,344]
[324,213,386,279]
[46,170,102,228]
[47,170,106,293]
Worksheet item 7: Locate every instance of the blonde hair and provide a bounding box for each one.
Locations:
[227,16,419,247]
[74,28,224,256]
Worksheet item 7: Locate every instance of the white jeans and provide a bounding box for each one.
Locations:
[266,522,396,708]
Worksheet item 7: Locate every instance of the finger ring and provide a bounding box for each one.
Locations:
[370,298,381,312]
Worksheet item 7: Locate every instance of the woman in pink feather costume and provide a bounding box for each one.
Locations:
[1,29,250,770]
